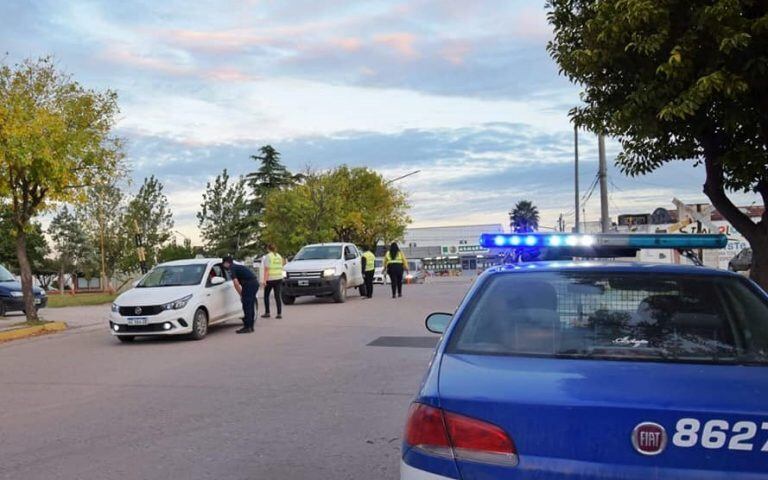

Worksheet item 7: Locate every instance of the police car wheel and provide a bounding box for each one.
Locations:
[190,308,208,340]
[334,277,347,303]
[282,294,295,305]
[117,336,135,343]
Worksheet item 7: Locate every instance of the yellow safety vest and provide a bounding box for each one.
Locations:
[385,251,405,264]
[362,251,376,272]
[265,252,283,280]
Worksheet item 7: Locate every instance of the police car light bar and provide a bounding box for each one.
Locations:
[479,233,727,250]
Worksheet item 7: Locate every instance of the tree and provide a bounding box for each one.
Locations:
[157,239,194,263]
[0,57,121,321]
[0,208,48,274]
[510,200,540,233]
[76,176,128,291]
[262,166,410,254]
[246,145,303,248]
[197,169,255,257]
[124,176,174,268]
[48,206,97,293]
[546,0,768,289]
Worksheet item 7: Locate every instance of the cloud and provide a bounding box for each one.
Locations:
[372,32,420,59]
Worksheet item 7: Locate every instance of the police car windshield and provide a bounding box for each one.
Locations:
[0,265,14,282]
[137,265,206,287]
[294,246,342,260]
[448,271,768,365]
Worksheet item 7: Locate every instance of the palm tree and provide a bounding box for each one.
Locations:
[509,200,540,233]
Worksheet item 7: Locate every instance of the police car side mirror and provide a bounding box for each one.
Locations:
[210,276,225,286]
[425,312,452,334]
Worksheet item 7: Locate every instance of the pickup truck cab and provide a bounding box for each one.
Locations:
[282,243,364,304]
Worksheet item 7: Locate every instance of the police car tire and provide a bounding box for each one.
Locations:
[334,277,347,303]
[282,294,296,305]
[117,336,135,343]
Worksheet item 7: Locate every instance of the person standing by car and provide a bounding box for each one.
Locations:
[223,255,258,334]
[361,247,376,298]
[260,244,285,319]
[383,242,408,298]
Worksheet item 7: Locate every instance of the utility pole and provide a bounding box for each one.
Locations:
[558,214,565,232]
[574,125,580,232]
[598,134,610,233]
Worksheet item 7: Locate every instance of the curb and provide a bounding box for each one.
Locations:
[0,321,68,342]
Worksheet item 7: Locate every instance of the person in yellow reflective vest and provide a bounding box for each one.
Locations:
[361,247,376,299]
[260,244,285,319]
[383,242,408,299]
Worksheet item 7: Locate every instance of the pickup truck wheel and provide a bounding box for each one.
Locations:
[333,276,347,303]
[282,294,296,305]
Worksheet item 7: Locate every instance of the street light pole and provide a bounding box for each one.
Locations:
[574,125,580,233]
[385,170,421,185]
[598,134,610,233]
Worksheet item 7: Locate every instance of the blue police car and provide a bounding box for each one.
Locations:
[402,233,768,480]
[0,264,47,316]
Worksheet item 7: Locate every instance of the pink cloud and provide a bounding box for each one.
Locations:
[373,32,419,59]
[101,47,193,76]
[204,67,259,82]
[330,37,363,52]
[440,40,472,65]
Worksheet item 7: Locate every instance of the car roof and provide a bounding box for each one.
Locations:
[157,258,220,267]
[301,243,348,247]
[484,260,741,278]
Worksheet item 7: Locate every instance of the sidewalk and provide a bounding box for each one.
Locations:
[0,304,108,341]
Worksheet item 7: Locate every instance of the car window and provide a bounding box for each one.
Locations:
[294,246,342,260]
[447,271,768,365]
[207,264,226,286]
[344,246,356,259]
[0,265,14,282]
[138,264,206,287]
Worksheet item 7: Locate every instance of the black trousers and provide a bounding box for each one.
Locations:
[387,264,404,297]
[363,271,374,298]
[264,280,283,315]
[241,280,259,329]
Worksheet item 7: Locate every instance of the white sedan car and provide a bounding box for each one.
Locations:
[108,258,243,343]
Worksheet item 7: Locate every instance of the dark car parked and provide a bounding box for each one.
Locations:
[728,247,752,273]
[0,265,47,316]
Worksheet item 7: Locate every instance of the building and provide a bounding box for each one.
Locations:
[393,224,505,275]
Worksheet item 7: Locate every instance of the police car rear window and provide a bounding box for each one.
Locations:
[447,271,768,365]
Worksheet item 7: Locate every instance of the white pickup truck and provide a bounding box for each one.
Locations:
[281,242,365,304]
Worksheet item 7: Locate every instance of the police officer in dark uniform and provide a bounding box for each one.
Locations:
[223,255,258,334]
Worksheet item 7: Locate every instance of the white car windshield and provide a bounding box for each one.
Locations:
[294,246,342,260]
[137,265,206,287]
[0,265,15,282]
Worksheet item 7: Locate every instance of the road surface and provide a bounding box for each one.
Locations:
[0,281,471,480]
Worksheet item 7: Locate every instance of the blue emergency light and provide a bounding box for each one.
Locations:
[480,233,727,250]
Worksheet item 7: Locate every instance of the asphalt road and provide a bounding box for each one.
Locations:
[0,280,471,480]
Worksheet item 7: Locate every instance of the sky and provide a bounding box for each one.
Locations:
[1,0,758,242]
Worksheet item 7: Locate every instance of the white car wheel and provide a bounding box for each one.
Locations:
[190,308,208,340]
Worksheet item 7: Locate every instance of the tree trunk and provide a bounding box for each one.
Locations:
[702,153,768,292]
[15,230,39,323]
[750,237,768,289]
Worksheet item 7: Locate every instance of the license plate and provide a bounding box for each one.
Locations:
[298,280,309,286]
[34,298,41,305]
[127,317,147,326]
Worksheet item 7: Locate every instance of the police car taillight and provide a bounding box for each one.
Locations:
[404,403,518,466]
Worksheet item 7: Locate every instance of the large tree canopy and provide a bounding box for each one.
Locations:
[263,166,410,254]
[547,0,768,289]
[0,57,121,321]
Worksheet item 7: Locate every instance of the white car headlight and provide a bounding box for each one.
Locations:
[163,294,193,310]
[322,268,337,278]
[111,303,119,313]
[10,291,23,298]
